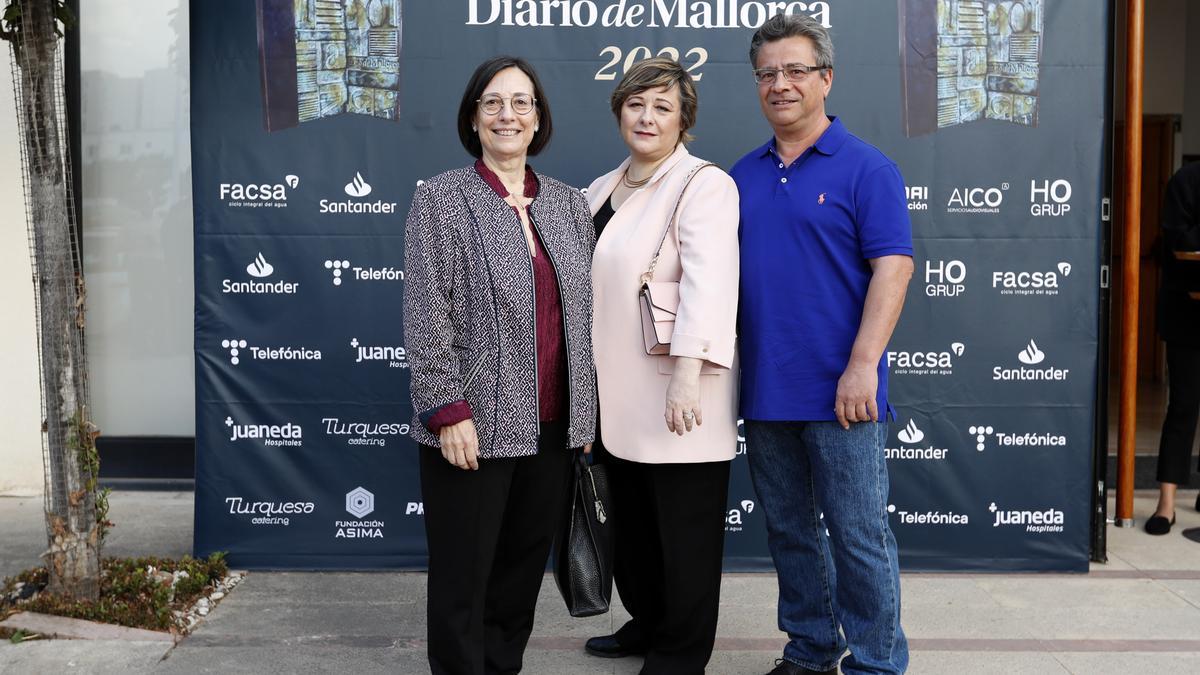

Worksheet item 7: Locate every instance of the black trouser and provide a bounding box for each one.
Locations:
[420,422,572,675]
[1158,342,1200,486]
[602,449,731,675]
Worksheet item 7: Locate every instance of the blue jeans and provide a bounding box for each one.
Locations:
[745,421,908,675]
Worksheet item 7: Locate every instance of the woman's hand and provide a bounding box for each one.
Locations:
[439,418,480,470]
[665,357,704,435]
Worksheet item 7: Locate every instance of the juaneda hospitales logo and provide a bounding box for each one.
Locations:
[992,262,1071,296]
[335,487,385,539]
[993,339,1069,381]
[946,183,1008,214]
[220,337,321,365]
[924,259,965,297]
[1030,179,1072,217]
[225,496,314,526]
[222,253,299,295]
[220,174,298,208]
[350,338,408,368]
[319,172,397,214]
[969,425,1066,452]
[225,415,302,447]
[887,342,965,376]
[725,499,756,532]
[989,501,1064,533]
[887,503,968,526]
[886,418,948,461]
[324,259,405,287]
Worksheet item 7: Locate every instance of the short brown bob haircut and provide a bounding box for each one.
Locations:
[609,57,698,145]
[457,56,553,158]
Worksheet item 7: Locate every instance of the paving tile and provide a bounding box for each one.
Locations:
[907,650,1071,674]
[1052,651,1200,675]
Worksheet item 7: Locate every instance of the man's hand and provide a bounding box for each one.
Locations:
[439,418,479,470]
[835,363,879,430]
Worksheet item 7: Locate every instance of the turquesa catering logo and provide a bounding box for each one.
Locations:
[887,341,965,376]
[993,339,1069,381]
[319,171,397,214]
[992,261,1071,296]
[887,503,968,526]
[335,487,386,539]
[222,253,300,295]
[323,258,405,287]
[885,418,948,461]
[322,417,411,447]
[219,174,298,209]
[225,496,315,527]
[989,501,1064,533]
[224,415,302,447]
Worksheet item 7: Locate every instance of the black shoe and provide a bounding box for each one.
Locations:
[765,658,838,675]
[1195,493,1199,513]
[1144,512,1176,535]
[584,634,647,659]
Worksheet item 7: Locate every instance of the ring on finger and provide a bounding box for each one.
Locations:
[682,411,695,420]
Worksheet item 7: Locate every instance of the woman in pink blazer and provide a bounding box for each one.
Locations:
[584,57,740,674]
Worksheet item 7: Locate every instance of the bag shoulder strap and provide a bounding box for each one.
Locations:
[641,162,717,285]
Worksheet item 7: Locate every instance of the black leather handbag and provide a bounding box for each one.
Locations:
[553,450,614,617]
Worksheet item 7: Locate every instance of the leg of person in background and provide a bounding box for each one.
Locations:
[1147,342,1200,535]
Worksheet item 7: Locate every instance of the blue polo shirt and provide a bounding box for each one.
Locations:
[731,117,912,421]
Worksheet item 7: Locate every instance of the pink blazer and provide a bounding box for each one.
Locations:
[586,145,740,463]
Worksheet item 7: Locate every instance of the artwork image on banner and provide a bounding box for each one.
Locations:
[257,0,403,132]
[900,0,1042,136]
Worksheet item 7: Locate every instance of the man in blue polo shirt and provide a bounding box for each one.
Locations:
[731,13,914,675]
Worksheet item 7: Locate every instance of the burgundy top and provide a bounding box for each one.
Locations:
[425,161,568,433]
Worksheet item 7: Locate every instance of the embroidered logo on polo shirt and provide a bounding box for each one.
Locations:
[817,192,826,204]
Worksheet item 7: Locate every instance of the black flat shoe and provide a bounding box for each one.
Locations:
[1145,512,1176,536]
[584,634,647,659]
[1195,493,1199,513]
[765,658,838,675]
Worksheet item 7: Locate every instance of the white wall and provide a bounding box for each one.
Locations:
[0,46,48,496]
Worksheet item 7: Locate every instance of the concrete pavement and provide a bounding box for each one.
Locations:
[2,491,1200,674]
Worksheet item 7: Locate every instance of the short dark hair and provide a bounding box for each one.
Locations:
[749,13,834,70]
[457,56,553,158]
[609,57,698,145]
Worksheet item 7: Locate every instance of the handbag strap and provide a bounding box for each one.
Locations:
[640,161,717,285]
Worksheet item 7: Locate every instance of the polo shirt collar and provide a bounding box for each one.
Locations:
[761,116,848,159]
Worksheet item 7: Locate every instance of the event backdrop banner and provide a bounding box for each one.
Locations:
[192,0,1107,571]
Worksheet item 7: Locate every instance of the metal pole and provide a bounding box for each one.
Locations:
[1116,0,1144,528]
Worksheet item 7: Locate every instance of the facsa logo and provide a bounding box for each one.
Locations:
[219,175,297,208]
[324,259,405,287]
[946,183,1008,214]
[220,337,322,365]
[886,418,949,461]
[969,425,1066,451]
[225,496,314,526]
[906,185,929,211]
[725,499,756,532]
[887,342,964,376]
[993,339,1069,381]
[887,503,968,526]
[319,172,397,215]
[992,262,1070,296]
[335,487,385,539]
[350,338,408,368]
[989,501,1064,533]
[1030,179,1072,217]
[322,417,411,447]
[924,259,966,297]
[225,415,302,447]
[222,254,299,295]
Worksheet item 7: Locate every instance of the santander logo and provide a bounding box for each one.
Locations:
[344,172,372,198]
[1018,340,1045,365]
[897,419,925,444]
[246,253,274,278]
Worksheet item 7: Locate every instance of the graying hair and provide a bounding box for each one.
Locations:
[749,13,834,69]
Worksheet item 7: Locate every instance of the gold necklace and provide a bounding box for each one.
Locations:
[622,169,652,189]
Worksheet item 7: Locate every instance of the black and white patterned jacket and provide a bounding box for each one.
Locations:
[403,166,597,458]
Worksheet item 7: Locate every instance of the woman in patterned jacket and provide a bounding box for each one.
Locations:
[402,55,596,675]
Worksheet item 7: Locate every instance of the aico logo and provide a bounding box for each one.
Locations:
[222,254,300,295]
[906,185,929,211]
[319,172,397,215]
[887,342,964,377]
[725,499,756,532]
[225,415,302,447]
[970,425,1066,452]
[219,175,297,209]
[322,417,411,447]
[887,504,968,526]
[992,262,1070,296]
[350,338,408,368]
[886,419,948,461]
[220,337,321,365]
[335,487,385,539]
[924,259,966,297]
[1030,179,1072,217]
[324,259,405,287]
[946,183,1008,214]
[994,339,1069,381]
[989,501,1064,533]
[225,496,314,527]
